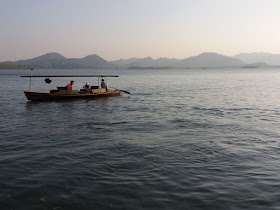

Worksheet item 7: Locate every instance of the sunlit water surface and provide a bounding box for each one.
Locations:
[1,68,280,209]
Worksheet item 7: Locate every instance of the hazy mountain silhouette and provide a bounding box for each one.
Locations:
[4,52,67,68]
[2,51,279,69]
[242,62,269,68]
[112,52,244,68]
[111,58,140,67]
[127,57,178,69]
[116,57,178,69]
[67,54,115,69]
[173,52,244,68]
[233,52,280,65]
[2,52,114,69]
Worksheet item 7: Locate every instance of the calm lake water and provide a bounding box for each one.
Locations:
[1,68,280,209]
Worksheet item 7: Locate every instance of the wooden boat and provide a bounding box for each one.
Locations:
[21,75,126,101]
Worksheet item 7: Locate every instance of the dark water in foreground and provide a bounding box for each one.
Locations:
[1,68,280,209]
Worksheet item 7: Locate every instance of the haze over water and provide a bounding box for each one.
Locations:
[1,68,280,209]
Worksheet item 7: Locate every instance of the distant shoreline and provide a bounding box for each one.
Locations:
[2,66,280,70]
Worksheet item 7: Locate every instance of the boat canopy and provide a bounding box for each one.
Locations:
[21,75,119,78]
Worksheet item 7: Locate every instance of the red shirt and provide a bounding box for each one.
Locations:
[67,84,72,90]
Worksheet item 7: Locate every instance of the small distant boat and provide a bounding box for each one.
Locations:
[20,75,127,101]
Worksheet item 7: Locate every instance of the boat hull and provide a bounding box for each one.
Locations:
[24,90,121,101]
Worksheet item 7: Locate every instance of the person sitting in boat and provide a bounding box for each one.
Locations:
[67,80,74,90]
[83,82,92,93]
[101,79,109,91]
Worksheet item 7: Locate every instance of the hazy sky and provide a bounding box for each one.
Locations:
[1,0,280,61]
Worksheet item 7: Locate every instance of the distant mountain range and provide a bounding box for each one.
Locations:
[1,52,280,69]
[1,52,114,69]
[233,52,280,66]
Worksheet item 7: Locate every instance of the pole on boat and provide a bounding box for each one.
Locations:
[29,77,31,92]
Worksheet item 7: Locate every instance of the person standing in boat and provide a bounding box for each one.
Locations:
[67,80,74,90]
[101,79,109,91]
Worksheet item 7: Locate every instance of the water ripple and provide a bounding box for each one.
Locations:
[1,69,280,209]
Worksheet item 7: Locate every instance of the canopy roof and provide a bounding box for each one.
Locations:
[21,75,119,78]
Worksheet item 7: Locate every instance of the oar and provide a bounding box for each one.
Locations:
[111,87,130,94]
[119,90,131,94]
